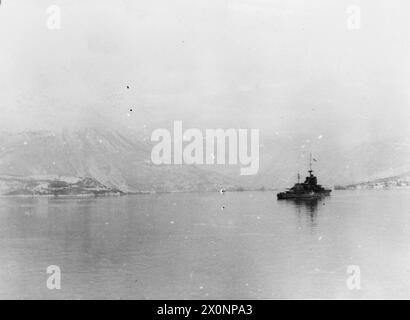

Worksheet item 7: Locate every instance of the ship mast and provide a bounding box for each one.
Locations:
[309,153,313,176]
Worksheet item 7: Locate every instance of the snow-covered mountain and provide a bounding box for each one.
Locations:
[0,128,409,194]
[261,135,410,188]
[0,129,237,194]
[201,133,410,189]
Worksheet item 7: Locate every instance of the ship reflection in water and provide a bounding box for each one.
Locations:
[280,198,322,229]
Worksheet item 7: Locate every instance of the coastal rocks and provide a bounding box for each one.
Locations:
[0,175,123,196]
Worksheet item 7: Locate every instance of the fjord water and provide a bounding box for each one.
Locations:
[0,190,410,299]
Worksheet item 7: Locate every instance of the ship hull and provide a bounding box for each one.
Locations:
[277,190,331,200]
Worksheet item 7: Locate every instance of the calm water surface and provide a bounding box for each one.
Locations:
[0,190,410,299]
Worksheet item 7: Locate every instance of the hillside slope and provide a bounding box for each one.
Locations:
[0,129,237,194]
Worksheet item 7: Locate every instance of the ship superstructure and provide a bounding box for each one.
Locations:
[277,154,332,200]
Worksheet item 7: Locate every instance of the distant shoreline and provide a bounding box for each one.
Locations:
[3,188,410,199]
[0,188,280,198]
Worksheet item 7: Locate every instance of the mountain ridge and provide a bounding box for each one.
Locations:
[0,128,238,195]
[0,128,409,194]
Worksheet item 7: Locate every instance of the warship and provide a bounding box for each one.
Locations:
[277,154,332,200]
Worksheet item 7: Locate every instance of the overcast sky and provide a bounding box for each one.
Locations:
[1,0,410,145]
